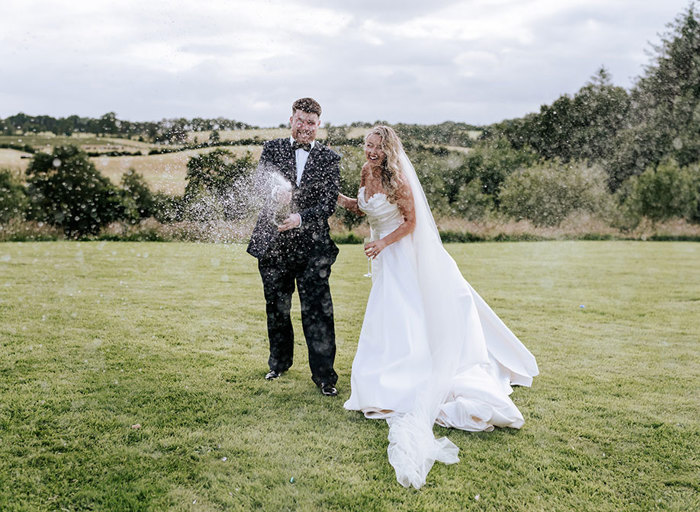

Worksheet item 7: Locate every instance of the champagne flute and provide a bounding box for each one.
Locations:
[273,201,290,227]
[271,184,292,227]
[363,237,372,278]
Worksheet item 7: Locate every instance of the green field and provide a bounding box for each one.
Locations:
[0,242,698,511]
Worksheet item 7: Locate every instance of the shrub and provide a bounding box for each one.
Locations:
[449,179,494,220]
[151,192,183,223]
[622,159,699,223]
[499,161,612,226]
[0,169,28,222]
[120,169,156,223]
[456,136,540,200]
[25,145,124,237]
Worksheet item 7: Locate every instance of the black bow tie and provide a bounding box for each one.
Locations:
[292,141,311,152]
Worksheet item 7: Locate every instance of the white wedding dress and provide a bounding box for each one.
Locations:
[343,153,539,489]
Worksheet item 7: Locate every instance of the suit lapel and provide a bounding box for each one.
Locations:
[280,140,297,186]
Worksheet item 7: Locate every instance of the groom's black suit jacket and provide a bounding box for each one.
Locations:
[247,138,340,264]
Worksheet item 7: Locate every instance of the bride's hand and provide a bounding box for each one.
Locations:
[364,239,387,259]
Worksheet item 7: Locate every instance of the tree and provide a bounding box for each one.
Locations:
[571,69,631,162]
[156,118,190,144]
[451,137,539,203]
[25,145,123,237]
[491,68,630,168]
[98,112,119,135]
[609,5,700,188]
[184,149,256,220]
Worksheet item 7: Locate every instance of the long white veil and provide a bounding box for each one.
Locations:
[384,150,464,488]
[385,149,538,489]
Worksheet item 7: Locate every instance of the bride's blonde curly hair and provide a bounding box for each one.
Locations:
[366,125,406,202]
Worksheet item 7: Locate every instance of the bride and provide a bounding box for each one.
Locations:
[337,126,539,489]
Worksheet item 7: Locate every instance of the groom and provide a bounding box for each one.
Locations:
[247,98,340,396]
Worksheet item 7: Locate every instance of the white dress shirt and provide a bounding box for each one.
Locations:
[290,136,315,186]
[289,137,315,228]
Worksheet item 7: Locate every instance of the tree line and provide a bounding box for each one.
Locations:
[0,112,256,143]
[484,5,699,193]
[432,4,700,227]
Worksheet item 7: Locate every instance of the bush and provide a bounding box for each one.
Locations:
[621,159,699,223]
[456,137,540,201]
[449,179,494,220]
[25,145,124,237]
[0,169,28,222]
[499,161,612,226]
[120,169,156,223]
[151,192,183,223]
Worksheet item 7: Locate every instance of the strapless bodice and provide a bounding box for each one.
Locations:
[358,187,404,238]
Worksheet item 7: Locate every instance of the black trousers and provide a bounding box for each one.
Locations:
[258,254,337,386]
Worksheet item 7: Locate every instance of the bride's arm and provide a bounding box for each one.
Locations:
[336,163,369,216]
[364,182,416,259]
[337,193,364,215]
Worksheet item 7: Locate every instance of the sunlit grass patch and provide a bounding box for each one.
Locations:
[92,146,263,194]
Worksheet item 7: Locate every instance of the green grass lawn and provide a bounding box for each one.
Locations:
[0,241,698,511]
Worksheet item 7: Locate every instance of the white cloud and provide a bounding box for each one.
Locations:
[454,51,501,77]
[0,0,693,125]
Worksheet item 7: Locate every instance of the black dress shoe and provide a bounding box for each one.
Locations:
[265,370,282,380]
[320,383,338,396]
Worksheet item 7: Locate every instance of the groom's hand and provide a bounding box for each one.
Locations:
[277,213,301,232]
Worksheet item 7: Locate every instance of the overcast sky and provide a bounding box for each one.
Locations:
[0,0,692,126]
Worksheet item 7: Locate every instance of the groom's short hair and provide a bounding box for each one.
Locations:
[292,97,322,117]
